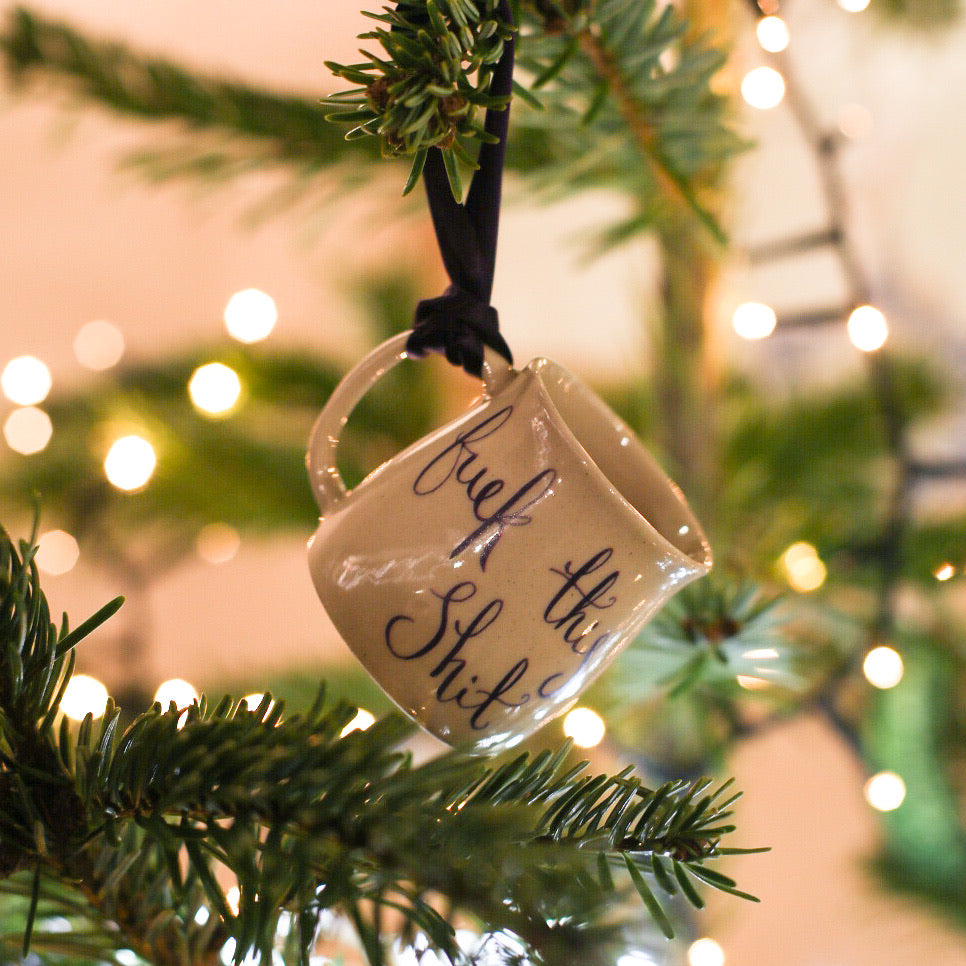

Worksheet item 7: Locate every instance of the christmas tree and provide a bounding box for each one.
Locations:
[1,0,966,963]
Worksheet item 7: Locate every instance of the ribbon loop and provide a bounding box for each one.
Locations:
[406,0,515,377]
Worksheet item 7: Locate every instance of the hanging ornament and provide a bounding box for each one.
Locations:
[307,5,711,752]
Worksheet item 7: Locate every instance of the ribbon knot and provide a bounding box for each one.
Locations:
[405,0,515,379]
[410,285,512,377]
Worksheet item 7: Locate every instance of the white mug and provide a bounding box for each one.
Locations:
[307,332,711,752]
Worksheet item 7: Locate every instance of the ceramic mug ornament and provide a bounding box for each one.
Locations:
[307,332,712,752]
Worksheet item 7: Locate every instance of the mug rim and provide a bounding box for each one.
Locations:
[523,357,712,573]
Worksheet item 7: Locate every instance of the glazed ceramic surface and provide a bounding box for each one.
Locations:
[307,332,711,752]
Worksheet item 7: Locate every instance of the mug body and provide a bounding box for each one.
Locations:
[308,359,710,751]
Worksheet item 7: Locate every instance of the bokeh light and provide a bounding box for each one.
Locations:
[863,646,904,689]
[196,523,241,564]
[154,678,199,711]
[756,15,789,52]
[224,288,278,343]
[563,707,606,748]
[341,708,377,737]
[3,407,52,455]
[2,355,52,406]
[74,321,125,370]
[688,938,725,966]
[61,674,109,722]
[838,0,871,12]
[741,66,785,110]
[732,301,777,340]
[189,363,242,416]
[934,562,956,582]
[847,305,888,352]
[104,435,157,491]
[780,541,827,592]
[864,771,906,811]
[35,530,80,576]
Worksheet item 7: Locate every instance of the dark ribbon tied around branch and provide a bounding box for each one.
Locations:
[405,1,515,378]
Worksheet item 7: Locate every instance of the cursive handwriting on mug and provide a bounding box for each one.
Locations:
[412,406,557,571]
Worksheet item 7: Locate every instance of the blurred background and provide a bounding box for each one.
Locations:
[2,0,966,963]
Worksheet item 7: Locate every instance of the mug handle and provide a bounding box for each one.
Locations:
[306,331,515,514]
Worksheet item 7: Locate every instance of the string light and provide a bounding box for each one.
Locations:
[2,355,52,406]
[35,530,80,576]
[3,407,52,455]
[756,15,789,52]
[741,66,785,110]
[61,674,109,721]
[934,562,956,582]
[154,678,199,711]
[847,305,888,352]
[196,523,241,564]
[837,0,871,12]
[862,646,904,689]
[340,708,376,737]
[688,938,725,966]
[864,771,906,811]
[224,288,278,343]
[104,435,157,491]
[189,363,242,416]
[74,321,125,370]
[780,541,827,592]
[732,301,777,340]
[563,707,606,748]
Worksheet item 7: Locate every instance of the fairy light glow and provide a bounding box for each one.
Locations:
[847,305,888,352]
[3,406,52,455]
[688,938,725,966]
[563,707,606,748]
[2,355,52,406]
[226,886,241,916]
[61,674,109,722]
[863,646,904,689]
[741,66,785,110]
[74,321,125,370]
[36,530,80,576]
[838,0,871,12]
[864,771,906,812]
[104,435,157,491]
[732,302,777,340]
[154,678,199,711]
[341,708,377,737]
[224,288,278,343]
[934,562,956,581]
[196,523,241,564]
[189,363,242,416]
[737,675,770,690]
[756,15,789,52]
[780,541,827,592]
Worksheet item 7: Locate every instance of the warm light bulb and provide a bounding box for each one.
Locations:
[563,707,606,748]
[154,678,199,711]
[341,708,377,737]
[35,530,80,576]
[104,435,157,491]
[189,363,242,416]
[226,886,241,916]
[756,15,789,52]
[934,562,956,582]
[847,305,888,352]
[74,321,125,370]
[741,66,785,110]
[863,646,904,689]
[2,355,52,406]
[224,288,278,343]
[3,407,52,455]
[838,0,871,12]
[196,523,241,564]
[688,938,725,966]
[780,541,827,592]
[732,302,777,340]
[61,674,109,721]
[864,771,906,811]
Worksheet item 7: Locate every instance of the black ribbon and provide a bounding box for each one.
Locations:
[405,0,515,378]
